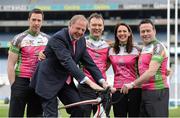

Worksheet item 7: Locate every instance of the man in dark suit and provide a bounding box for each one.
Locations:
[31,15,109,117]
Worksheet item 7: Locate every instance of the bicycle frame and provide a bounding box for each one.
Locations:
[59,97,101,109]
[59,87,111,118]
[93,100,106,118]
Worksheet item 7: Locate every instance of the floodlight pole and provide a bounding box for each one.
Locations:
[167,0,170,68]
[174,0,178,108]
[167,0,170,85]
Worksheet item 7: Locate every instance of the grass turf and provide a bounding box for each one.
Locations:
[0,102,180,117]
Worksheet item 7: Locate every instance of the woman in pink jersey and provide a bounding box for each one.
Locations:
[108,23,141,117]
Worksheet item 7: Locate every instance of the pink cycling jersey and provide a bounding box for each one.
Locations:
[9,30,49,78]
[138,40,169,90]
[108,46,140,88]
[83,36,109,82]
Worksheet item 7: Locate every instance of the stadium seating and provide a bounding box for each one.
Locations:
[0,0,28,5]
[0,0,167,5]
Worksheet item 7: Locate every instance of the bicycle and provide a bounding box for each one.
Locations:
[59,87,123,118]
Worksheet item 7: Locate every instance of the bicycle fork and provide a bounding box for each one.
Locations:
[93,98,107,118]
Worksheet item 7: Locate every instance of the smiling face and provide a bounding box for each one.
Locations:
[116,25,131,44]
[88,17,104,39]
[139,23,156,45]
[29,13,43,34]
[69,19,87,40]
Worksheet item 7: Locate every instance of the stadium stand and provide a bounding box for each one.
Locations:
[0,0,179,47]
[0,0,167,5]
[0,0,28,5]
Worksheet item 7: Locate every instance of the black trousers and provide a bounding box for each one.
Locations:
[139,88,169,117]
[78,84,111,117]
[41,83,85,117]
[9,77,42,117]
[112,88,142,117]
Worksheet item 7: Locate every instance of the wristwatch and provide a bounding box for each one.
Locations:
[130,82,135,88]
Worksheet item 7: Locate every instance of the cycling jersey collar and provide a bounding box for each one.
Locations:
[119,42,127,47]
[89,34,100,41]
[27,29,39,37]
[145,38,157,46]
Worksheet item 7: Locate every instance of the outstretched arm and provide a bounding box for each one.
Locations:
[84,77,104,91]
[121,60,161,94]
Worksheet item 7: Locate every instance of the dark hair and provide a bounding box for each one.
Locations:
[138,19,155,30]
[88,13,104,24]
[113,23,133,54]
[28,8,44,19]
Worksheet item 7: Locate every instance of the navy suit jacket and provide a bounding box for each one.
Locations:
[31,28,103,99]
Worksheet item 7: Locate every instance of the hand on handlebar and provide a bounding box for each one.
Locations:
[101,81,116,93]
[110,87,116,93]
[101,81,109,89]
